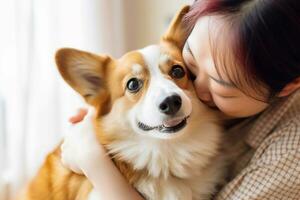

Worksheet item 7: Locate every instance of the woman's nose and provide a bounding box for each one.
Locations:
[197,92,213,102]
[194,76,213,102]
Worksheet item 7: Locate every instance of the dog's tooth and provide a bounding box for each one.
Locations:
[138,121,155,131]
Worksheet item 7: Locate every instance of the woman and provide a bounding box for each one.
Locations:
[65,0,300,199]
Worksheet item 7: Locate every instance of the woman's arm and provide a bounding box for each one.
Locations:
[61,109,144,200]
[81,151,144,200]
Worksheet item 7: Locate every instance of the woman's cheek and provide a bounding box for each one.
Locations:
[212,94,269,118]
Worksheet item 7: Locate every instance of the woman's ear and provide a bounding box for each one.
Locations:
[277,77,300,97]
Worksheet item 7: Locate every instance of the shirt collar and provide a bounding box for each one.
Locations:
[245,90,300,149]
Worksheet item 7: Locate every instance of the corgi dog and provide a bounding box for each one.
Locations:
[19,5,226,200]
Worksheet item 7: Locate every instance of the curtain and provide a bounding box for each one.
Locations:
[0,0,124,199]
[0,0,191,199]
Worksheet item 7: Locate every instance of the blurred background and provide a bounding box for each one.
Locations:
[0,0,192,199]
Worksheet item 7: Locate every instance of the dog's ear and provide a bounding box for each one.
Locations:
[56,48,112,107]
[161,5,190,50]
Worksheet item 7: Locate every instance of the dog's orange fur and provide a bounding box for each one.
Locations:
[18,6,191,200]
[18,148,92,200]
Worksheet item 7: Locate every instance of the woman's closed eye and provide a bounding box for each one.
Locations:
[212,89,239,98]
[214,93,238,99]
[208,75,235,88]
[210,79,239,98]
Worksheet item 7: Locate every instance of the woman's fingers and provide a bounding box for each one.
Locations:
[69,108,88,124]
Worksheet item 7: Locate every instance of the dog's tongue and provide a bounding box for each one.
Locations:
[163,118,183,127]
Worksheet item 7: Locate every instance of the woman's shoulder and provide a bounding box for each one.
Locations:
[251,96,300,163]
[278,91,300,126]
[216,120,300,200]
[245,91,300,161]
[258,119,299,160]
[215,95,300,200]
[268,91,300,150]
[216,92,300,200]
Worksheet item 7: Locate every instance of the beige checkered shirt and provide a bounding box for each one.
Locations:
[215,90,300,200]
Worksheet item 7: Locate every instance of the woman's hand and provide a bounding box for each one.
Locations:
[61,108,144,200]
[69,108,88,124]
[61,108,106,174]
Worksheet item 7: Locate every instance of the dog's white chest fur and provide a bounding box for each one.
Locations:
[134,160,225,200]
[105,113,225,200]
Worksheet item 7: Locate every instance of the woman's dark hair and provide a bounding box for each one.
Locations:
[184,0,300,101]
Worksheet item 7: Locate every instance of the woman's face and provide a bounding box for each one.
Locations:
[183,16,269,118]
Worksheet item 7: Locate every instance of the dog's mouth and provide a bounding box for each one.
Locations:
[137,116,189,133]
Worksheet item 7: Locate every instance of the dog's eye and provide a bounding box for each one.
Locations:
[126,78,143,93]
[170,65,185,79]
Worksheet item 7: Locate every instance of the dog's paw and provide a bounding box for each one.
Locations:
[61,109,105,174]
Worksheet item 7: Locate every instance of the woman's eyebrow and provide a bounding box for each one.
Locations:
[208,75,236,88]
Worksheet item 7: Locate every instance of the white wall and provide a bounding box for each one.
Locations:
[121,0,192,54]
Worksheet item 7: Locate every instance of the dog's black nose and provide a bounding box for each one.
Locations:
[159,94,182,115]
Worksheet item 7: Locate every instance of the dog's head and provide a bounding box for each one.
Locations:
[56,6,215,141]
